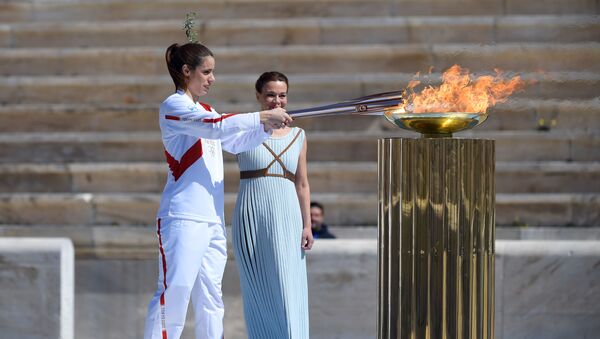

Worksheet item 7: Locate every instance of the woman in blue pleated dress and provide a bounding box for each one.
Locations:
[232,71,314,339]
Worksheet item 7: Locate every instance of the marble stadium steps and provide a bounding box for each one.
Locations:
[2,98,598,133]
[2,15,598,48]
[0,191,598,227]
[1,0,596,23]
[0,130,598,163]
[2,43,599,77]
[1,161,599,194]
[1,72,599,106]
[0,1,597,232]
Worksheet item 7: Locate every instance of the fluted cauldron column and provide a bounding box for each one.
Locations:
[378,137,495,339]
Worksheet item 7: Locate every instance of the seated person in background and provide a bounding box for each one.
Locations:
[310,201,336,239]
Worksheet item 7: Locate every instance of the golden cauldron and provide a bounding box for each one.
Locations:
[383,109,488,138]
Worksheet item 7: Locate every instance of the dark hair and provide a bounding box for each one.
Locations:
[310,201,324,212]
[255,71,289,93]
[165,42,214,90]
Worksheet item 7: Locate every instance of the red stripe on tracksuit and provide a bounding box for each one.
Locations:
[199,102,212,111]
[157,219,168,339]
[165,109,237,124]
[163,113,237,181]
[164,140,203,181]
[202,113,239,123]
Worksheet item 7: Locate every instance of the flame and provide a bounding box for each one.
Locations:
[399,65,526,113]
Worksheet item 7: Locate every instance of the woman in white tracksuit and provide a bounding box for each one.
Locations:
[144,42,292,339]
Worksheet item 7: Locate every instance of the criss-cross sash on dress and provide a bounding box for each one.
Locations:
[239,129,302,183]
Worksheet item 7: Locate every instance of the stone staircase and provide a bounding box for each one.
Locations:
[1,0,599,245]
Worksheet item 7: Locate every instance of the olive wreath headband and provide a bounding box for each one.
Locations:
[183,12,198,43]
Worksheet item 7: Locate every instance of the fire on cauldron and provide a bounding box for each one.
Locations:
[289,65,526,138]
[385,64,526,137]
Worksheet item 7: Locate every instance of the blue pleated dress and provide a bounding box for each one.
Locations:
[232,127,309,339]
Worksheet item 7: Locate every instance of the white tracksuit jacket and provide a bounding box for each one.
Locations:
[157,89,271,224]
[144,90,270,339]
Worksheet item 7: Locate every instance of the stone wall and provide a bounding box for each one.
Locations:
[2,237,598,338]
[496,241,600,339]
[0,238,74,339]
[71,239,600,338]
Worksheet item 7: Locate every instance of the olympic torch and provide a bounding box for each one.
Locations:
[288,90,404,118]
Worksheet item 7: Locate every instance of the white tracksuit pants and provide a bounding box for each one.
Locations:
[144,218,227,339]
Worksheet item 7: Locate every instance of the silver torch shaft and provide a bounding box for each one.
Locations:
[288,90,404,118]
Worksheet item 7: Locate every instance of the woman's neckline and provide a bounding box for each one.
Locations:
[269,127,295,140]
[176,89,197,103]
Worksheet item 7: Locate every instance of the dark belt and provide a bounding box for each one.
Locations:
[240,168,296,183]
